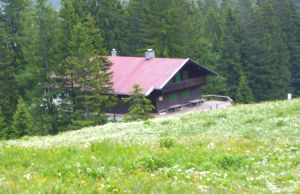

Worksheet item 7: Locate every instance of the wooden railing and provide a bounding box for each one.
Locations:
[202,95,234,103]
[163,77,206,93]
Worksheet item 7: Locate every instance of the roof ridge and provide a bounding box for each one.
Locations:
[107,56,186,60]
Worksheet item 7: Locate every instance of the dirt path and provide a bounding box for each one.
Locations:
[155,100,233,118]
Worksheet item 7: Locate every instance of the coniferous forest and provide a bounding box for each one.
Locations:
[0,0,299,139]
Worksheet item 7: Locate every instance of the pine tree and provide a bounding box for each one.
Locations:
[65,16,114,128]
[236,74,254,104]
[59,0,90,59]
[202,76,230,96]
[272,0,300,97]
[0,108,8,140]
[124,84,154,122]
[219,0,243,99]
[291,7,300,96]
[0,15,18,122]
[10,98,33,139]
[87,0,127,55]
[0,1,27,122]
[184,1,220,65]
[126,0,191,57]
[247,0,291,100]
[201,0,224,55]
[1,0,31,74]
[21,0,63,135]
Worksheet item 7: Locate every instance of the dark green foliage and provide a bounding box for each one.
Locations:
[202,76,230,96]
[236,75,254,104]
[21,0,63,135]
[246,0,292,101]
[124,84,154,122]
[0,17,18,122]
[10,98,33,138]
[219,1,243,98]
[65,16,114,127]
[126,0,192,57]
[87,0,127,55]
[0,109,8,139]
[1,0,31,74]
[159,138,176,149]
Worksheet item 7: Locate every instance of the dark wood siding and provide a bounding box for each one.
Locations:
[109,93,158,114]
[108,95,130,114]
[155,86,202,112]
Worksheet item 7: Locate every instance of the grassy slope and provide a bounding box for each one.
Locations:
[0,99,299,193]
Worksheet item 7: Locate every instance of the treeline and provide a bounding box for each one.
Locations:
[0,0,299,139]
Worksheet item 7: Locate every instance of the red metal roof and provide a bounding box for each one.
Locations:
[108,56,188,95]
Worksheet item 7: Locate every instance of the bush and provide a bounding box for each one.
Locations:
[139,155,173,171]
[124,84,154,122]
[215,153,247,170]
[159,138,176,149]
[10,98,34,139]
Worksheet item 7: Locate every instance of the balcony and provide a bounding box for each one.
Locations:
[162,77,207,93]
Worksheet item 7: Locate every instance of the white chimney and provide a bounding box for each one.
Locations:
[145,49,155,60]
[111,48,117,56]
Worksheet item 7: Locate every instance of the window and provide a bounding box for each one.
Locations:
[183,89,190,98]
[175,72,181,83]
[169,94,177,101]
[183,70,189,80]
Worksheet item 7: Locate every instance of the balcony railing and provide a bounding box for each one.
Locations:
[162,77,206,93]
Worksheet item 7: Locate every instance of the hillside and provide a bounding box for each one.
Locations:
[0,99,300,193]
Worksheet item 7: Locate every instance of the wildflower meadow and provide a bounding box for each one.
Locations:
[0,99,299,193]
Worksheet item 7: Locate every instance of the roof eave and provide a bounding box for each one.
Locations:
[189,59,218,76]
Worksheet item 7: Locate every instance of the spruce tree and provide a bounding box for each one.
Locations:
[0,16,18,122]
[124,84,154,122]
[291,8,300,96]
[236,74,254,104]
[21,0,63,135]
[1,0,31,74]
[247,0,291,100]
[65,16,114,128]
[126,0,191,57]
[273,0,300,96]
[87,0,127,55]
[0,108,8,140]
[184,1,220,66]
[201,0,224,55]
[219,0,243,99]
[11,98,33,139]
[59,0,90,59]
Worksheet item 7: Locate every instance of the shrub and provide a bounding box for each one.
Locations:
[10,98,34,139]
[124,84,154,122]
[159,138,176,149]
[216,153,248,170]
[139,155,173,171]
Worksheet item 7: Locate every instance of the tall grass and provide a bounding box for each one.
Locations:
[0,99,299,193]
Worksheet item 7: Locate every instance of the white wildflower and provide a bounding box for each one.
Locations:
[91,155,96,160]
[24,173,31,181]
[0,175,5,182]
[207,143,215,149]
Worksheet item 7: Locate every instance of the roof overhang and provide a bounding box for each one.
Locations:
[189,59,218,76]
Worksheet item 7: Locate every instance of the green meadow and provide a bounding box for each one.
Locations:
[0,99,300,193]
